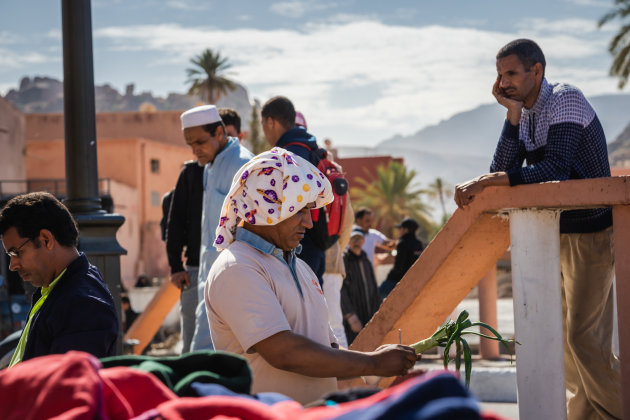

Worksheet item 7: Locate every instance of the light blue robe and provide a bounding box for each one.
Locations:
[191,138,253,350]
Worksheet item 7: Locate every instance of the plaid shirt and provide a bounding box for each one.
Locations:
[490,78,612,233]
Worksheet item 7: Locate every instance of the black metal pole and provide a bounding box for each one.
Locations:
[60,0,126,354]
[61,0,101,213]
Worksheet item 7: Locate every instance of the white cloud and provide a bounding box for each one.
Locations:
[92,18,620,146]
[517,17,610,35]
[0,31,18,44]
[0,48,50,68]
[165,1,210,11]
[269,1,336,18]
[46,29,62,40]
[562,0,610,7]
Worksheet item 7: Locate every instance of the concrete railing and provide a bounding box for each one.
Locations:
[347,176,630,420]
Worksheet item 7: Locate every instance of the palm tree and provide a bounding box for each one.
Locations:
[186,49,237,103]
[599,0,630,89]
[427,177,453,224]
[350,161,434,240]
[247,101,269,155]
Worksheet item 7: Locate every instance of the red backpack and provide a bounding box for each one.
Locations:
[285,142,349,249]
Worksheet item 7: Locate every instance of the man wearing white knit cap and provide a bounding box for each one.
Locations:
[166,104,252,353]
[206,148,418,404]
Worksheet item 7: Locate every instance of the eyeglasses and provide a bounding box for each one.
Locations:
[6,238,32,258]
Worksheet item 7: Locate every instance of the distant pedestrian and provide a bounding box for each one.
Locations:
[353,207,395,270]
[341,229,381,344]
[121,295,139,333]
[379,217,424,299]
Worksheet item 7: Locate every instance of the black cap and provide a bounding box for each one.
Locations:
[394,217,419,231]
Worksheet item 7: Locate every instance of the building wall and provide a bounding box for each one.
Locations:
[26,136,194,286]
[337,155,404,191]
[0,98,26,190]
[26,111,184,146]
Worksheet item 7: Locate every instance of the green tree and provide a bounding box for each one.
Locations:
[186,49,237,103]
[427,177,453,225]
[599,0,630,89]
[350,161,434,240]
[247,101,269,155]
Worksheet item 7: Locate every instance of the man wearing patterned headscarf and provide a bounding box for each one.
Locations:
[205,148,418,405]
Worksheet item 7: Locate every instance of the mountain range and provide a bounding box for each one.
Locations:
[3,76,254,127]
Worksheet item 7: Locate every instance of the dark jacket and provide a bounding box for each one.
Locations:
[23,253,119,361]
[166,161,204,273]
[276,128,327,281]
[341,249,381,344]
[385,232,424,285]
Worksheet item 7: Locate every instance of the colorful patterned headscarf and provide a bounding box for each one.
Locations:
[214,147,333,250]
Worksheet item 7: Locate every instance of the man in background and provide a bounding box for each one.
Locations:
[379,217,424,299]
[353,208,395,270]
[190,106,253,351]
[455,39,620,419]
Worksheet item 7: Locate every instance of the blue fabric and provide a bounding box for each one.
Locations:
[191,138,253,351]
[190,382,292,405]
[332,373,480,420]
[23,253,118,361]
[490,78,612,234]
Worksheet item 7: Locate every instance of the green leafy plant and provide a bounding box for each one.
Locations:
[410,310,519,387]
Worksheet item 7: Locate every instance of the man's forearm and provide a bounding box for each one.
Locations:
[253,330,415,379]
[254,331,373,378]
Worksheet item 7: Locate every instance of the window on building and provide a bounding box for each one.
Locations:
[151,191,160,207]
[150,159,160,174]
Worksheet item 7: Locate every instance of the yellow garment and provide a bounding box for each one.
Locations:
[9,268,67,367]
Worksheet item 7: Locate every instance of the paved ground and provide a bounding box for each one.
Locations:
[480,402,519,419]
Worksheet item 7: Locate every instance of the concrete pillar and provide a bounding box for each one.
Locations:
[510,209,566,420]
[478,266,500,359]
[612,205,630,419]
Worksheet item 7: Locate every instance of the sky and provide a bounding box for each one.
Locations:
[0,0,627,147]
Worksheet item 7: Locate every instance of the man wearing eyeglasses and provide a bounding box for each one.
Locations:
[0,192,118,366]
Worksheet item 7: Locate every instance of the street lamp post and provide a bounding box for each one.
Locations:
[61,0,126,354]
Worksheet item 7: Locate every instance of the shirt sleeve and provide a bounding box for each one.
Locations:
[208,263,291,353]
[373,229,387,244]
[490,119,526,175]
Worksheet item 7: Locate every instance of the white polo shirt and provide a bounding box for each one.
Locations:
[206,228,338,404]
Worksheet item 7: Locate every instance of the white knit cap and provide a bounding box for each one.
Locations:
[180,105,221,130]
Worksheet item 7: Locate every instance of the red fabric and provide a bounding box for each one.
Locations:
[0,351,104,420]
[100,366,177,420]
[0,351,177,420]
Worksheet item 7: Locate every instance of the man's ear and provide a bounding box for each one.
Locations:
[216,125,225,138]
[39,229,55,250]
[238,132,245,142]
[533,62,544,80]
